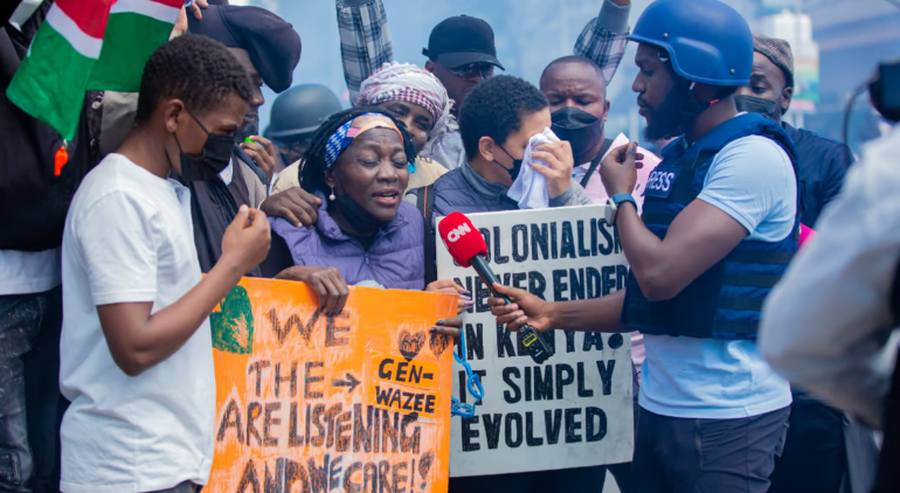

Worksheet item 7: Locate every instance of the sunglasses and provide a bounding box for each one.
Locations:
[448,63,495,79]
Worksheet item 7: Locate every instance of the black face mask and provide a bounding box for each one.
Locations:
[175,112,235,181]
[735,95,780,121]
[330,175,391,235]
[493,143,523,181]
[551,107,605,160]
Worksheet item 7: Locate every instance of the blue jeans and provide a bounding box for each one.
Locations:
[0,288,64,493]
[633,406,790,493]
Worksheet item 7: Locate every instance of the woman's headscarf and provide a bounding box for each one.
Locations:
[324,113,404,169]
[356,62,454,160]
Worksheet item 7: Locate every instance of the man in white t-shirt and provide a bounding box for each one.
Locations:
[59,35,270,493]
[487,1,799,491]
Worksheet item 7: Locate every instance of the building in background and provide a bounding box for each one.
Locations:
[755,10,820,128]
[800,0,900,152]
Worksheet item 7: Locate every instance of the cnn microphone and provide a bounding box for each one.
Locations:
[438,211,554,364]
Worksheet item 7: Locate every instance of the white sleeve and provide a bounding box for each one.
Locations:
[760,147,900,429]
[697,136,796,237]
[75,191,160,306]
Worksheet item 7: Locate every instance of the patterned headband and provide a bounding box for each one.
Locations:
[324,113,405,169]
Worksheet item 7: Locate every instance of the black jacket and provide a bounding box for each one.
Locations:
[1,3,98,251]
[784,123,852,228]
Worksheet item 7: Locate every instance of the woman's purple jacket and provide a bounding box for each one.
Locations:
[269,195,426,291]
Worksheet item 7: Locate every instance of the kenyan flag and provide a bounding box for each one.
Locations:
[6,0,183,140]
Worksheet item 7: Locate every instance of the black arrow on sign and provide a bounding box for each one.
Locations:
[331,373,361,393]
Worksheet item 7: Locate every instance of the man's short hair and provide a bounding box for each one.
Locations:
[135,34,253,124]
[459,75,549,159]
[541,55,605,82]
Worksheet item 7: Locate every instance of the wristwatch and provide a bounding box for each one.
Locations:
[605,193,637,225]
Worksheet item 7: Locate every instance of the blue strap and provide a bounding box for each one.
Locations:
[450,327,484,418]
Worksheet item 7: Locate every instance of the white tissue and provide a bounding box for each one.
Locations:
[507,127,560,210]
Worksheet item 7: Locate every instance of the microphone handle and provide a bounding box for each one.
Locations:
[469,255,553,364]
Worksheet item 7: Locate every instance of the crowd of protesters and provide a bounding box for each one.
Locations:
[1,0,898,492]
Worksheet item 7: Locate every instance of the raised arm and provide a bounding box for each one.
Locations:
[574,0,630,85]
[337,0,394,102]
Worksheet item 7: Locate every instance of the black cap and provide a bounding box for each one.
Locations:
[188,5,301,93]
[422,15,504,71]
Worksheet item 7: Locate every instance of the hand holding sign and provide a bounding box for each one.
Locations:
[600,142,645,197]
[424,280,468,338]
[274,266,349,315]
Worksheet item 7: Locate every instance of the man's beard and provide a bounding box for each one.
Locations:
[644,86,693,141]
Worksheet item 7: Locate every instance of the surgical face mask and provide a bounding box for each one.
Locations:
[735,95,781,121]
[551,107,605,160]
[493,143,523,181]
[175,112,235,181]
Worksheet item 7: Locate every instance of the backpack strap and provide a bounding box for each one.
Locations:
[417,184,437,285]
[233,143,269,189]
[580,138,615,188]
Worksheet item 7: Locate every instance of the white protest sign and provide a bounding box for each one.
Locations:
[436,205,633,477]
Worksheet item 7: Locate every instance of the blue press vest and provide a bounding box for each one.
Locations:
[622,113,800,340]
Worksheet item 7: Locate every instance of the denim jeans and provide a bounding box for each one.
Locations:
[0,288,64,493]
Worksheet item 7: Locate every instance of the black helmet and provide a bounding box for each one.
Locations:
[268,84,343,139]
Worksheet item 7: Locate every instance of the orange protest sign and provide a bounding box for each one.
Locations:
[207,278,457,493]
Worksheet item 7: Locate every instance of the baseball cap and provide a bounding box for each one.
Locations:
[422,15,505,71]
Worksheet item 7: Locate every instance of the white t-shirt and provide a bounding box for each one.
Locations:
[639,134,796,420]
[59,153,214,493]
